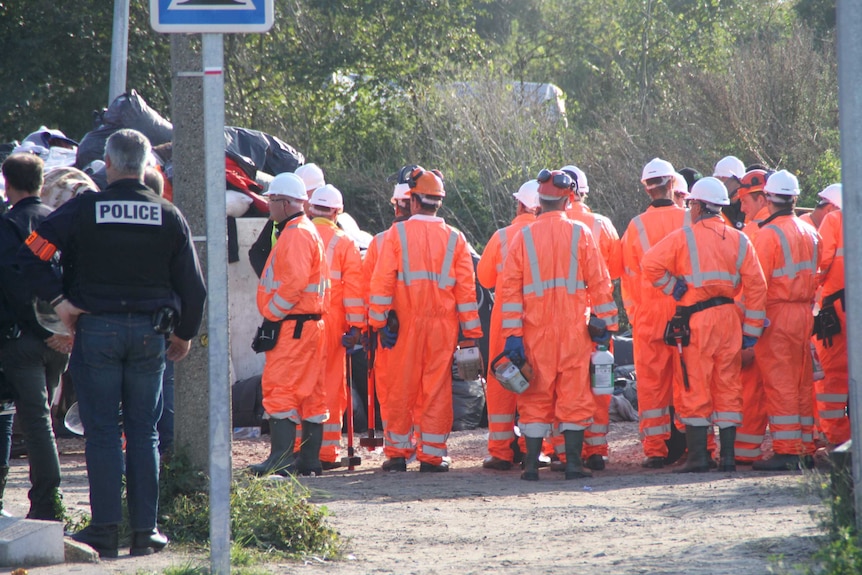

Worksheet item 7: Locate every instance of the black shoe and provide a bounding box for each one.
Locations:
[520,470,539,481]
[71,524,119,558]
[130,528,169,557]
[419,461,450,473]
[321,461,343,471]
[752,454,800,471]
[642,456,665,469]
[382,457,407,472]
[584,454,606,471]
[482,456,512,471]
[549,460,566,472]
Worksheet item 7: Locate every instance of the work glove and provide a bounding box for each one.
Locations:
[672,277,688,301]
[588,316,611,345]
[592,328,612,346]
[742,335,758,350]
[504,336,526,367]
[379,324,398,349]
[341,327,363,355]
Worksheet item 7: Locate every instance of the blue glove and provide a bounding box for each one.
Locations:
[672,277,688,301]
[592,328,612,345]
[379,325,398,349]
[742,335,758,350]
[341,327,363,355]
[504,336,526,367]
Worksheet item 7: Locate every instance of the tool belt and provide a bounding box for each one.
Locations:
[813,289,844,347]
[251,314,322,353]
[663,297,733,348]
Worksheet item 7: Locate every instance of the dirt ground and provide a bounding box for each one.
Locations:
[5,422,825,575]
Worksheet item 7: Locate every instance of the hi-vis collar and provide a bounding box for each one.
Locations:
[96,201,162,226]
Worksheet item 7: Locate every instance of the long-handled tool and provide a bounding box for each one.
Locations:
[664,313,691,392]
[360,328,384,449]
[341,353,362,470]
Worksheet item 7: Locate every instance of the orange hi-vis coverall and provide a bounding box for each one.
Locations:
[257,213,330,424]
[752,211,821,456]
[559,201,622,461]
[735,205,772,461]
[620,200,686,458]
[477,212,536,462]
[642,216,767,427]
[499,211,619,438]
[368,215,483,466]
[313,218,365,464]
[813,210,849,445]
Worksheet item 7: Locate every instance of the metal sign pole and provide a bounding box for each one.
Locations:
[837,0,862,534]
[108,0,129,103]
[202,33,231,575]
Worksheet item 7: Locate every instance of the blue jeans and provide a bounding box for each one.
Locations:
[70,313,165,530]
[0,413,12,467]
[157,359,174,455]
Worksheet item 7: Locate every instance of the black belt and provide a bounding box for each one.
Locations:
[284,314,322,339]
[822,289,845,309]
[676,296,734,317]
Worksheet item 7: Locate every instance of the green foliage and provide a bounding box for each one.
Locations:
[810,529,862,575]
[800,147,841,207]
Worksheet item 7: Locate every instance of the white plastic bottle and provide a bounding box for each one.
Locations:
[590,345,615,395]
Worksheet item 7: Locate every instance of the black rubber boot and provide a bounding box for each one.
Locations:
[381,457,407,472]
[71,524,119,558]
[584,454,606,471]
[752,453,800,471]
[249,418,297,476]
[298,421,324,476]
[130,528,169,556]
[520,437,543,481]
[674,426,710,473]
[718,427,737,472]
[563,430,592,479]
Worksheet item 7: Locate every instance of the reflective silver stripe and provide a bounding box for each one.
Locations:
[763,224,817,279]
[742,324,762,337]
[396,222,411,286]
[603,314,619,327]
[802,432,813,443]
[653,271,674,293]
[683,210,691,228]
[683,226,703,286]
[558,422,589,432]
[321,439,340,447]
[641,407,670,419]
[386,429,413,449]
[304,413,328,424]
[422,432,449,443]
[522,226,544,297]
[344,299,365,308]
[772,430,802,440]
[554,443,565,455]
[260,264,280,290]
[735,447,762,457]
[820,409,847,419]
[642,424,671,436]
[502,319,523,329]
[525,277,586,294]
[489,431,515,440]
[499,228,509,266]
[323,423,342,432]
[735,235,750,287]
[817,394,849,402]
[713,411,742,422]
[370,295,392,305]
[271,292,295,313]
[633,215,651,253]
[489,414,515,423]
[800,416,815,426]
[325,234,341,267]
[589,424,609,433]
[304,283,320,293]
[585,436,607,446]
[592,218,603,242]
[680,417,712,426]
[422,445,448,457]
[346,313,365,323]
[736,433,764,444]
[460,319,482,331]
[565,225,582,293]
[502,303,523,313]
[458,302,479,313]
[770,415,800,425]
[836,247,844,257]
[268,411,301,424]
[437,231,459,289]
[330,271,342,280]
[745,309,767,319]
[519,422,551,437]
[369,310,387,322]
[592,302,616,315]
[268,300,288,319]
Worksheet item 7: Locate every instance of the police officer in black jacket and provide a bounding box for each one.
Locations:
[0,153,71,520]
[17,129,207,558]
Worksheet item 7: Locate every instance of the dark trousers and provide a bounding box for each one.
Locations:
[0,331,68,518]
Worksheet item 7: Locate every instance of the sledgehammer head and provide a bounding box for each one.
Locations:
[341,454,362,470]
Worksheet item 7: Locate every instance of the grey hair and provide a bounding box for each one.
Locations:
[104,129,151,177]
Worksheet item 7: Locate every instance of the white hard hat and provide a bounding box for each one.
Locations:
[641,158,676,183]
[560,165,589,195]
[391,182,411,204]
[713,156,746,179]
[689,176,730,206]
[310,183,344,210]
[512,179,540,210]
[264,172,308,200]
[295,163,325,191]
[763,169,800,197]
[817,183,842,210]
[672,172,690,197]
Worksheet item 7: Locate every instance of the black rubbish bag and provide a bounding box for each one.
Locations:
[232,375,264,429]
[452,377,486,431]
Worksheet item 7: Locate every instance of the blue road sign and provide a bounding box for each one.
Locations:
[150,0,274,33]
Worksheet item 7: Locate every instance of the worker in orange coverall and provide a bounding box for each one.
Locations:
[476,179,540,471]
[730,169,772,463]
[362,170,415,453]
[620,158,687,468]
[642,177,767,472]
[812,184,849,447]
[308,184,365,470]
[546,164,622,472]
[368,167,482,473]
[250,172,330,477]
[499,169,618,481]
[751,170,821,471]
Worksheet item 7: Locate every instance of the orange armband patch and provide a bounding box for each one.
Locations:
[24,232,58,261]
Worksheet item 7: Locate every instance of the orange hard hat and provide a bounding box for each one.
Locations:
[736,169,768,198]
[407,166,445,198]
[536,169,575,199]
